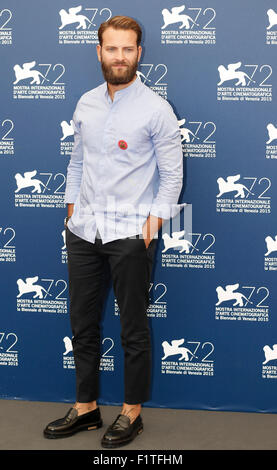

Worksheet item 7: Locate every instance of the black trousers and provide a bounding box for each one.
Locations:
[65,226,157,404]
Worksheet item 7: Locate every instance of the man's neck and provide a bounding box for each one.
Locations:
[107,75,137,101]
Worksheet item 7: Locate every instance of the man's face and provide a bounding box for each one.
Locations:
[97,27,142,85]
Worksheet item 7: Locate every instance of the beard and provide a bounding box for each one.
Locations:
[100,54,139,85]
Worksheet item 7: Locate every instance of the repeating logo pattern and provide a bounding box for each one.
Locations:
[0,8,12,45]
[179,118,216,158]
[137,64,168,99]
[0,118,14,155]
[215,283,270,322]
[264,233,277,271]
[161,338,214,376]
[0,332,18,367]
[161,230,215,270]
[266,122,277,159]
[217,62,273,102]
[62,336,115,372]
[60,119,74,156]
[115,282,168,318]
[266,9,277,44]
[160,5,216,45]
[216,174,271,214]
[14,170,66,208]
[262,344,277,379]
[1,2,277,412]
[13,61,66,100]
[16,276,68,314]
[0,226,16,263]
[58,6,112,44]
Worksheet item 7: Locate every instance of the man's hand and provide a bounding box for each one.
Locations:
[65,203,74,227]
[142,214,163,249]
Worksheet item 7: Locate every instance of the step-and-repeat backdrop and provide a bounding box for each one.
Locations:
[1,0,277,412]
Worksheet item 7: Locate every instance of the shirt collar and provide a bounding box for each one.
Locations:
[104,76,141,103]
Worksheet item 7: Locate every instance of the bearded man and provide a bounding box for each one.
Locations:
[44,15,183,448]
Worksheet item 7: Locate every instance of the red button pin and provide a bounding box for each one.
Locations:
[118,140,128,150]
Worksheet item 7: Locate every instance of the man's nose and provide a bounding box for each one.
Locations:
[115,49,126,62]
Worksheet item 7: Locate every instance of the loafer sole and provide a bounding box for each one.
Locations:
[43,419,103,439]
[101,425,143,448]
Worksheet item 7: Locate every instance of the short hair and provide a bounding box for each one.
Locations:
[98,15,142,46]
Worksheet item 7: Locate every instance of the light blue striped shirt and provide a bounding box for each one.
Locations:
[64,77,184,244]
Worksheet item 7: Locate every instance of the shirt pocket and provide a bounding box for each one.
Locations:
[113,123,153,166]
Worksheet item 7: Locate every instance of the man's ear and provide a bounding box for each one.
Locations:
[138,45,142,62]
[96,44,101,62]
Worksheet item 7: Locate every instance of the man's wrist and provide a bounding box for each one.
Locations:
[142,215,163,247]
[64,216,71,227]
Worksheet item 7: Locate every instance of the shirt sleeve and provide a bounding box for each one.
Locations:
[64,106,83,204]
[149,101,185,220]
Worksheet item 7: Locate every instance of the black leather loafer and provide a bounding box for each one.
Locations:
[101,414,143,448]
[43,407,102,439]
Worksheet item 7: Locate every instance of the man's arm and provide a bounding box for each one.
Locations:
[64,108,83,222]
[142,101,184,246]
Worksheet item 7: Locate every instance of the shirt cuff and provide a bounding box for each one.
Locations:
[149,202,187,220]
[64,191,79,204]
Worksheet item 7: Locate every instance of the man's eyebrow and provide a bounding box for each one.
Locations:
[104,44,136,48]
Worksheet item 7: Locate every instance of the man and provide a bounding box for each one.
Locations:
[44,15,183,448]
